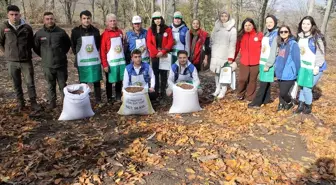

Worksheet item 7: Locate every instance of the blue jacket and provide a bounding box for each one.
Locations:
[126,28,147,52]
[171,62,195,82]
[170,24,189,45]
[274,37,301,80]
[126,62,150,85]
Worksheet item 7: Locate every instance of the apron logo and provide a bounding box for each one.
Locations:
[134,82,143,86]
[262,46,267,53]
[86,44,94,53]
[114,45,122,54]
[223,68,229,72]
[300,47,306,55]
[173,39,177,45]
[138,46,146,53]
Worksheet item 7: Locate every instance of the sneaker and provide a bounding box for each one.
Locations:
[248,102,261,109]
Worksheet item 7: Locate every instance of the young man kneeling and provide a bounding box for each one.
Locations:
[166,50,202,96]
[123,49,157,100]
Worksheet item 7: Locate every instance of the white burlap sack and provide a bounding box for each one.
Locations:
[58,84,94,121]
[118,87,155,115]
[169,83,202,114]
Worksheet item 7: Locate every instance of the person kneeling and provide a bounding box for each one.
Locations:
[166,50,202,96]
[123,49,156,100]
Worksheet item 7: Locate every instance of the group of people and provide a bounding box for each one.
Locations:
[0,4,326,115]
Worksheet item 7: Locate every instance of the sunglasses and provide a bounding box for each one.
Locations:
[280,31,289,34]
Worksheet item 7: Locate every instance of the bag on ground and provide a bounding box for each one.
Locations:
[290,81,299,99]
[59,84,94,121]
[169,83,202,114]
[118,87,155,115]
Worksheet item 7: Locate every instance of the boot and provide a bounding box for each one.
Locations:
[94,84,102,104]
[294,101,305,114]
[303,103,312,114]
[12,100,25,113]
[30,99,41,112]
[284,101,294,110]
[212,86,221,97]
[47,100,56,110]
[217,86,227,99]
[277,103,285,111]
[248,102,261,109]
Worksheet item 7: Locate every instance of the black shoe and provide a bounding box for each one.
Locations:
[12,100,25,113]
[294,101,305,114]
[115,93,122,101]
[47,100,56,110]
[277,103,285,111]
[30,99,41,112]
[237,96,244,101]
[248,102,261,109]
[284,101,294,110]
[303,103,312,114]
[107,98,114,104]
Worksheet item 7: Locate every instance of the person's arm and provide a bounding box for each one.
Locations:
[291,42,301,74]
[315,37,325,68]
[27,26,34,54]
[192,68,200,87]
[204,35,211,55]
[63,30,71,53]
[124,32,131,63]
[123,68,129,88]
[265,35,278,68]
[0,24,5,53]
[146,28,159,57]
[161,28,174,55]
[149,67,155,89]
[185,29,191,56]
[33,31,41,56]
[100,32,109,69]
[70,28,78,55]
[167,68,175,89]
[229,28,238,62]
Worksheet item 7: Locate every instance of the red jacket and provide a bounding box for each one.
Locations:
[235,29,263,66]
[146,27,174,58]
[100,28,124,68]
[190,29,208,65]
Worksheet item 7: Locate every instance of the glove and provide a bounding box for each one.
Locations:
[264,66,269,72]
[230,62,237,71]
[313,66,319,75]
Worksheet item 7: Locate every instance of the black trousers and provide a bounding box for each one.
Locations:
[278,80,295,104]
[105,72,122,100]
[251,82,271,106]
[151,57,167,95]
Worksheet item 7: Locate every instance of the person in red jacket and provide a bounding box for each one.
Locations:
[146,12,174,99]
[235,18,263,101]
[100,13,125,102]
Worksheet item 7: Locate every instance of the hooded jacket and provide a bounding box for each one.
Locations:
[170,23,190,54]
[235,29,263,66]
[0,19,33,62]
[210,18,237,73]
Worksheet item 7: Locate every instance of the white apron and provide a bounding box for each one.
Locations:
[297,38,316,88]
[135,38,149,63]
[259,37,275,82]
[76,36,102,83]
[107,36,126,83]
[172,32,185,56]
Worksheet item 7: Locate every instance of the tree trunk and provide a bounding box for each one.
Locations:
[307,0,314,16]
[258,0,268,31]
[44,0,48,10]
[20,0,26,19]
[51,0,55,12]
[133,0,138,15]
[151,0,155,13]
[321,0,333,34]
[114,0,118,16]
[161,0,164,18]
[91,0,95,21]
[192,0,200,19]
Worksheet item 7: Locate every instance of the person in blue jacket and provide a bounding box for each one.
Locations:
[274,25,301,111]
[125,16,149,64]
[170,11,190,63]
[294,16,327,114]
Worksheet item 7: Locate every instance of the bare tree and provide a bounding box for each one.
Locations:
[96,0,110,23]
[321,0,333,34]
[258,0,269,31]
[114,0,119,16]
[133,0,138,15]
[89,0,95,21]
[20,0,26,19]
[51,0,55,12]
[192,0,200,19]
[151,0,155,13]
[58,0,78,24]
[307,0,315,15]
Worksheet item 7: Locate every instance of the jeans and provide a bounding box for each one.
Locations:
[298,72,323,105]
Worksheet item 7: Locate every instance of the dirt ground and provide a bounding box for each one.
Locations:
[0,51,336,185]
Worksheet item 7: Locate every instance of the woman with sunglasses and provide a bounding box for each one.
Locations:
[234,18,263,101]
[274,25,301,111]
[248,15,279,108]
[295,16,327,114]
[146,12,174,99]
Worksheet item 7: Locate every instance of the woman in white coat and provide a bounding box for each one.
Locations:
[210,11,237,99]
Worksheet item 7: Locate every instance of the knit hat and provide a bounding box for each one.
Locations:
[173,11,183,19]
[265,15,278,27]
[132,15,142,23]
[152,11,162,18]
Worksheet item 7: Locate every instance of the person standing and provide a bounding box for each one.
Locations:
[234,18,263,101]
[210,11,237,99]
[189,19,210,71]
[295,16,327,114]
[248,15,279,108]
[273,25,301,111]
[146,12,174,98]
[125,16,149,64]
[0,5,40,113]
[71,10,102,104]
[170,11,190,63]
[34,12,71,110]
[100,14,125,102]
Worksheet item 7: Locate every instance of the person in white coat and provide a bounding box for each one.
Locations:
[210,11,237,99]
